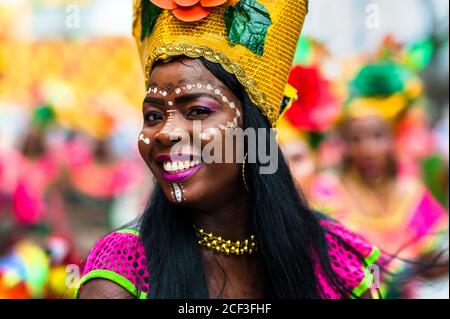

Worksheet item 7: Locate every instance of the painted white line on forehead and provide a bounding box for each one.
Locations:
[146,83,242,139]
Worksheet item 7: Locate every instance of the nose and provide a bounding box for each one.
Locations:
[154,114,190,148]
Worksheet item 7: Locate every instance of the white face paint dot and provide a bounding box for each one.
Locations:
[197,83,203,89]
[168,101,174,106]
[139,133,150,145]
[206,84,213,91]
[214,89,221,95]
[187,84,192,90]
[162,91,168,97]
[208,128,218,135]
[229,102,235,109]
[222,96,228,103]
[175,88,181,94]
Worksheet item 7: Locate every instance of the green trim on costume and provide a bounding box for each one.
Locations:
[74,269,147,299]
[351,246,382,298]
[365,246,381,266]
[351,269,375,298]
[116,229,141,236]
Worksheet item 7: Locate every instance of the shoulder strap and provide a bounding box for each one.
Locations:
[114,217,142,236]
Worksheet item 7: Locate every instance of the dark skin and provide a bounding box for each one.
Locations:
[80,58,264,299]
[341,116,395,216]
[93,138,115,164]
[342,116,394,185]
[21,128,46,159]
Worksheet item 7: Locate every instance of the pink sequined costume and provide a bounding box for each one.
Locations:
[75,219,382,299]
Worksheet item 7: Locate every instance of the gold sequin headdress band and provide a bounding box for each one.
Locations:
[132,0,308,127]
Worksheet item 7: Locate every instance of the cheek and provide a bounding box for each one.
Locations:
[347,144,360,158]
[196,162,241,197]
[379,146,393,161]
[138,130,154,168]
[382,138,394,153]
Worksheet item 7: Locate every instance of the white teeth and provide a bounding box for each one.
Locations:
[163,160,201,173]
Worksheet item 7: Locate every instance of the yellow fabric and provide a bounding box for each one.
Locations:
[276,117,307,145]
[346,94,408,121]
[132,0,309,126]
[277,83,298,123]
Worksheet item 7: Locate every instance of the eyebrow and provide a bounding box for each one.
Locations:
[143,96,165,106]
[174,93,221,105]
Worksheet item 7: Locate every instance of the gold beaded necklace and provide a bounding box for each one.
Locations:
[193,225,257,256]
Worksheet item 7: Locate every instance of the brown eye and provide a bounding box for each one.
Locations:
[144,111,163,124]
[187,107,213,119]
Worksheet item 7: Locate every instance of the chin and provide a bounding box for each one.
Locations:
[157,180,201,207]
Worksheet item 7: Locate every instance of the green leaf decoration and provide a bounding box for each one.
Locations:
[141,0,162,41]
[293,36,313,65]
[308,132,326,150]
[224,0,272,56]
[33,104,56,129]
[350,63,412,98]
[404,40,434,71]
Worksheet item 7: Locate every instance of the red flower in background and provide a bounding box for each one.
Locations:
[285,65,340,133]
[151,0,238,22]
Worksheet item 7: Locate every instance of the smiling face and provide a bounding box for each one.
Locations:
[138,57,246,209]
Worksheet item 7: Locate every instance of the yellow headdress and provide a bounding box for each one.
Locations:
[344,62,423,122]
[132,0,308,127]
[343,36,427,123]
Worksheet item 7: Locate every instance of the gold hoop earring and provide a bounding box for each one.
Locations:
[242,153,250,193]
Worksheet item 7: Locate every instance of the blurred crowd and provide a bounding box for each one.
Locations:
[0,0,448,299]
[279,36,449,299]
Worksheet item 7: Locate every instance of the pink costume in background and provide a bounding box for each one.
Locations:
[63,139,143,200]
[310,173,448,297]
[12,151,60,225]
[311,174,448,260]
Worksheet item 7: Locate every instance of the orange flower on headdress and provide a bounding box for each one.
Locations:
[150,0,239,22]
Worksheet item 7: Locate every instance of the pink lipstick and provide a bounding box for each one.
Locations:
[156,154,204,183]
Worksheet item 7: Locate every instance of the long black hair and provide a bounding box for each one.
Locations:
[138,57,365,298]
